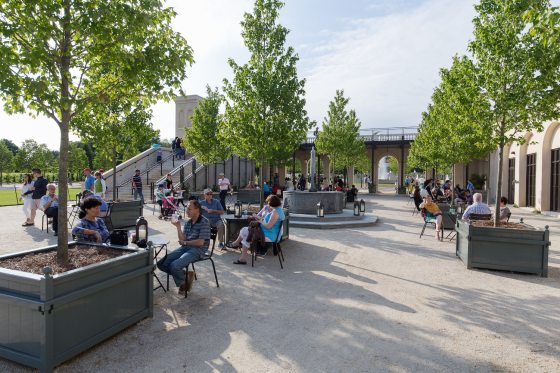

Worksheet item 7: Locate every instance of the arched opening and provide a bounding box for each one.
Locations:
[541,121,560,211]
[377,155,399,193]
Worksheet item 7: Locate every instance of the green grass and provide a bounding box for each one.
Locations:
[0,188,82,206]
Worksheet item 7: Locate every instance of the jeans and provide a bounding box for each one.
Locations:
[219,190,228,210]
[157,246,203,286]
[133,188,144,204]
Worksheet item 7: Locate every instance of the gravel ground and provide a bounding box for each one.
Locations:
[0,192,559,373]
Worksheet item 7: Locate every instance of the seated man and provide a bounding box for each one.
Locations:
[245,180,255,189]
[462,192,491,220]
[40,183,60,236]
[157,200,211,295]
[199,188,225,248]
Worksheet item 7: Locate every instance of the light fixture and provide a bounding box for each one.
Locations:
[317,201,324,218]
[353,201,360,216]
[359,199,366,214]
[510,151,516,155]
[135,216,148,248]
[234,200,242,218]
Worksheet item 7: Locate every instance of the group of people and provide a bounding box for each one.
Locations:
[414,178,512,240]
[171,137,186,160]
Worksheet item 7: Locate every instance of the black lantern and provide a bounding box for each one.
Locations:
[353,201,360,216]
[135,216,148,248]
[317,201,324,218]
[234,200,242,218]
[359,199,366,214]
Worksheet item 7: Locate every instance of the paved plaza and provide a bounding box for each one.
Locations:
[1,192,559,372]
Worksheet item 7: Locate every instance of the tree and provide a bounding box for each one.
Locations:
[184,85,231,187]
[468,0,560,225]
[68,142,88,180]
[13,140,54,173]
[0,1,192,261]
[73,100,159,201]
[0,141,13,184]
[0,139,18,156]
[315,90,366,184]
[222,0,310,204]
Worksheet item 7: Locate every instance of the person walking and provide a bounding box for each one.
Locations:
[20,174,34,225]
[132,169,144,204]
[217,172,230,210]
[24,168,48,227]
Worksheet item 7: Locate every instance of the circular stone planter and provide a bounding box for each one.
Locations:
[282,191,345,214]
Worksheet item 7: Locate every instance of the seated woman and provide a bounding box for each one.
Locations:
[413,186,423,211]
[72,197,110,242]
[419,194,443,241]
[245,180,255,189]
[229,195,285,264]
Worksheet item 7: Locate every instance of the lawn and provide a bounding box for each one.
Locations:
[0,188,82,207]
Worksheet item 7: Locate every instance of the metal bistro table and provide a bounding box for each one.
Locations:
[223,214,250,244]
[148,234,171,292]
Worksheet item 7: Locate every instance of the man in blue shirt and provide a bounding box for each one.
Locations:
[199,188,225,248]
[157,200,211,295]
[83,168,95,192]
[40,184,59,236]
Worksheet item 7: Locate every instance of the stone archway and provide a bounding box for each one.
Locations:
[517,132,534,207]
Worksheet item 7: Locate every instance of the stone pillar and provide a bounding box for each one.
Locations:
[174,95,203,139]
[277,166,286,186]
[300,159,308,179]
[347,166,355,186]
[322,156,331,187]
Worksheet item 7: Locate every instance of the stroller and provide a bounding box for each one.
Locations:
[161,194,178,220]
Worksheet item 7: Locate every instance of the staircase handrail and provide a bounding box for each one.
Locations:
[118,151,179,187]
[103,147,163,180]
[154,157,195,187]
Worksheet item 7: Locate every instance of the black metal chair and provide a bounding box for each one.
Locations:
[68,192,83,227]
[419,209,442,240]
[41,212,53,233]
[185,227,219,298]
[252,220,285,269]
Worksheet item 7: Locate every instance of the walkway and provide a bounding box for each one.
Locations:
[0,193,559,372]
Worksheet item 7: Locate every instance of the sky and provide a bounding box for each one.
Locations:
[0,0,478,150]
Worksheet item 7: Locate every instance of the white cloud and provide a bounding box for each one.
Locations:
[302,0,475,128]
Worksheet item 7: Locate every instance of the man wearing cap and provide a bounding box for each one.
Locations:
[200,188,225,248]
[132,169,144,204]
[83,168,95,193]
[217,172,230,210]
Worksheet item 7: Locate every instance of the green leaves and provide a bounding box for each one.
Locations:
[185,85,231,165]
[222,0,310,167]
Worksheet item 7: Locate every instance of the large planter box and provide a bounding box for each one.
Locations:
[455,220,550,277]
[0,242,153,372]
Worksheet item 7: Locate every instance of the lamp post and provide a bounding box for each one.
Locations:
[353,201,360,216]
[234,200,242,218]
[359,199,366,214]
[317,201,324,218]
[135,216,148,248]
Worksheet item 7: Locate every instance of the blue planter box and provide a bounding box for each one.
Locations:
[0,242,153,372]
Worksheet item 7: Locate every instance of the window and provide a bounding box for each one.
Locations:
[508,158,515,204]
[526,153,536,207]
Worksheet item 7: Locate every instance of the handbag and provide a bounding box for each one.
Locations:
[109,229,129,246]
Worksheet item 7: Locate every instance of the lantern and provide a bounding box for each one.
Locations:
[135,216,148,248]
[234,200,242,218]
[317,201,324,218]
[353,201,360,216]
[359,199,366,214]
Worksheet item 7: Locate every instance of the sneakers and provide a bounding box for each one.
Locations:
[218,242,225,249]
[178,284,187,296]
[186,271,195,292]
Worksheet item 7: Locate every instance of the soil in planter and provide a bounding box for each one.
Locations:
[0,246,128,275]
[470,220,531,229]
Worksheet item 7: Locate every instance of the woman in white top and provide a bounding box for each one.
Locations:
[21,174,34,225]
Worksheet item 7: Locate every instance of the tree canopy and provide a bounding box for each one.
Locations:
[0,0,193,260]
[222,0,311,180]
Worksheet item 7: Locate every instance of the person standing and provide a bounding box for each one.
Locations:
[217,172,230,210]
[83,168,95,193]
[132,169,144,204]
[93,171,105,199]
[24,168,48,227]
[20,174,34,225]
[40,184,59,236]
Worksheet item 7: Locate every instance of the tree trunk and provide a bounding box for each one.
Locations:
[112,147,117,202]
[56,0,72,263]
[494,143,504,227]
